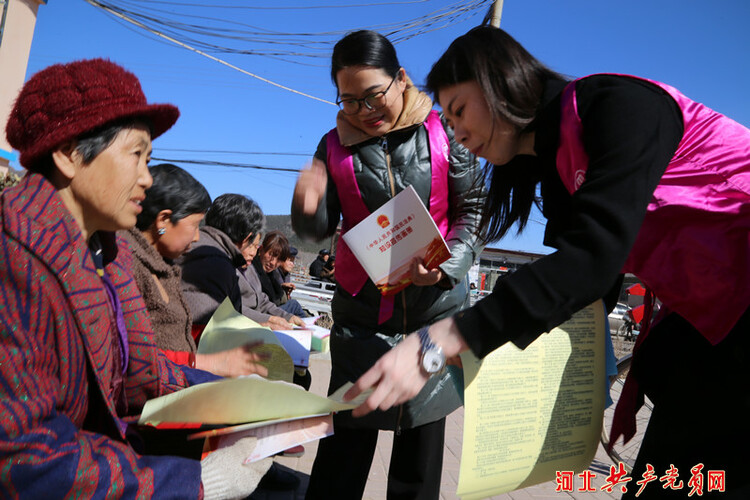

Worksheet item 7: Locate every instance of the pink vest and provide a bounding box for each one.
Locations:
[557,75,750,344]
[326,110,451,321]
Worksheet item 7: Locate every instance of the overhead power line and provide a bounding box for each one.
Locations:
[84,0,337,105]
[151,156,303,173]
[87,0,492,61]
[154,147,311,157]
[118,0,433,9]
[83,0,491,105]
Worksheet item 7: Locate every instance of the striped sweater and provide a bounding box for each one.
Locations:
[0,173,216,499]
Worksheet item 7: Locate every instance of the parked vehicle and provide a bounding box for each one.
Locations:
[289,277,334,316]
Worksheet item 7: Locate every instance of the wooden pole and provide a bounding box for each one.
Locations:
[490,0,504,27]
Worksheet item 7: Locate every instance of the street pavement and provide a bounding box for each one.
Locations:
[250,352,645,500]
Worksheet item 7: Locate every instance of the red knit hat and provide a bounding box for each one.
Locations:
[5,58,179,170]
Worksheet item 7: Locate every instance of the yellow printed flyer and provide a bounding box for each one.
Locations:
[197,298,294,382]
[456,301,606,499]
[342,185,450,296]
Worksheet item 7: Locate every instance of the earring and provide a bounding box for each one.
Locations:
[157,228,166,235]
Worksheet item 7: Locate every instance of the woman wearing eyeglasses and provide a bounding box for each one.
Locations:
[292,30,485,499]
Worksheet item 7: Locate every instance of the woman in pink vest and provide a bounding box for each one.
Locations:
[346,26,750,499]
[292,30,485,499]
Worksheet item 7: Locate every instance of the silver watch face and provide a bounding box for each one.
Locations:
[421,347,446,374]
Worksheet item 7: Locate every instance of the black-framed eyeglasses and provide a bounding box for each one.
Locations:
[336,75,398,115]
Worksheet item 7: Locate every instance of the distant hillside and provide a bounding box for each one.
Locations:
[265,214,337,267]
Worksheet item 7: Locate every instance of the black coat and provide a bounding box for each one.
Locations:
[308,255,328,280]
[293,113,485,335]
[292,85,485,430]
[252,256,286,306]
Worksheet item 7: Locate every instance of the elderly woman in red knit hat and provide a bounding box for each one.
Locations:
[1,59,270,499]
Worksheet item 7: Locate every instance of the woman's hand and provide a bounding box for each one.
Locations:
[289,315,306,327]
[281,282,295,298]
[345,333,427,417]
[262,316,293,330]
[292,158,328,216]
[196,341,270,377]
[344,317,469,417]
[410,258,444,286]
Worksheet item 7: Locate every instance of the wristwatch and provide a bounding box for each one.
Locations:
[418,326,446,375]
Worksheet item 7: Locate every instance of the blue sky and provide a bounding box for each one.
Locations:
[21,0,750,253]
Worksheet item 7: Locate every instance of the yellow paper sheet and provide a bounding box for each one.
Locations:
[456,301,606,499]
[138,375,362,426]
[197,298,294,382]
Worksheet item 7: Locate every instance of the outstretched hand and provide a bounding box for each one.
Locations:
[344,332,428,417]
[343,317,470,417]
[262,315,293,330]
[292,158,328,216]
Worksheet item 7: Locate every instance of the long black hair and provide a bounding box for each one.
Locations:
[136,163,211,231]
[427,26,566,243]
[331,30,401,87]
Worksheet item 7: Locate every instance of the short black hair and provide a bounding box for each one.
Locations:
[136,163,211,231]
[35,117,153,179]
[331,30,401,87]
[204,193,265,245]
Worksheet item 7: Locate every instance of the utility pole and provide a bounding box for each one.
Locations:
[0,0,48,172]
[490,0,503,27]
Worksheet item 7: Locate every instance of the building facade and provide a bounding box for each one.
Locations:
[471,247,546,292]
[0,0,47,172]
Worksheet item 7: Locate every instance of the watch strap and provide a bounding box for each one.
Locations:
[418,326,434,354]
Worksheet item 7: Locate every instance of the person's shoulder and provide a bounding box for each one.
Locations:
[244,263,260,279]
[270,267,283,280]
[574,73,680,124]
[114,232,136,265]
[314,133,331,162]
[179,239,236,280]
[309,258,322,274]
[119,227,137,244]
[181,243,227,262]
[576,74,671,101]
[576,73,636,86]
[435,110,478,168]
[434,110,453,137]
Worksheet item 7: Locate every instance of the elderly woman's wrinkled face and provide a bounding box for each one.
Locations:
[68,126,153,234]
